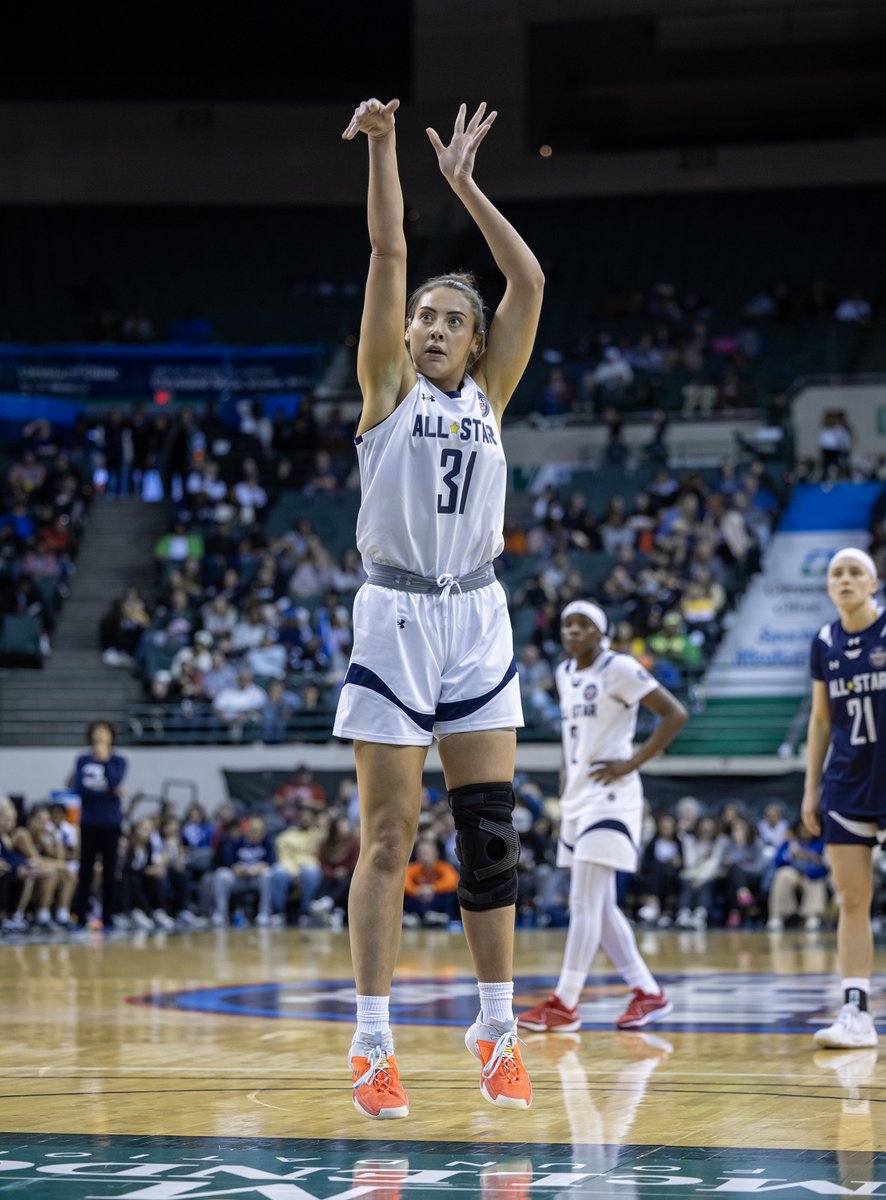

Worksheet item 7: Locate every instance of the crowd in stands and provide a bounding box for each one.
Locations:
[632,797,832,932]
[0,418,96,658]
[91,401,363,740]
[534,277,876,420]
[80,396,788,743]
[4,380,882,750]
[82,400,358,503]
[511,454,782,725]
[11,387,882,754]
[3,774,885,939]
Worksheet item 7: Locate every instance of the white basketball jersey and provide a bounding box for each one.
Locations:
[354,373,506,579]
[556,652,659,814]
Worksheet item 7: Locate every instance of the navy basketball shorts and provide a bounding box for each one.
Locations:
[823,809,886,848]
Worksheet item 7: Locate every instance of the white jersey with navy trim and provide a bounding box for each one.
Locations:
[556,652,659,816]
[354,373,505,579]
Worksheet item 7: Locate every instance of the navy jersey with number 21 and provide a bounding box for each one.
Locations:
[810,612,886,819]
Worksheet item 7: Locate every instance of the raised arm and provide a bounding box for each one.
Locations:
[427,103,544,416]
[342,98,414,434]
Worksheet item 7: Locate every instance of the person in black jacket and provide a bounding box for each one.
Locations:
[635,811,685,928]
[70,721,127,929]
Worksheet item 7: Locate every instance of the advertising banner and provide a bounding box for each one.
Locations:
[0,343,328,399]
[710,483,883,693]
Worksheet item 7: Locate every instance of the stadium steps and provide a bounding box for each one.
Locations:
[0,496,169,746]
[667,696,803,756]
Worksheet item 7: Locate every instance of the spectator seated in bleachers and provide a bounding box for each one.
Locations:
[757,802,790,861]
[157,814,204,928]
[678,570,727,654]
[17,805,78,930]
[261,679,301,744]
[120,816,181,932]
[675,816,726,930]
[48,801,80,915]
[719,815,767,928]
[211,667,267,742]
[180,802,215,884]
[100,586,151,666]
[0,796,33,933]
[532,272,875,422]
[645,610,704,677]
[498,453,784,724]
[0,421,94,662]
[272,764,328,822]
[273,806,325,926]
[208,814,287,928]
[247,629,287,681]
[635,812,685,929]
[765,819,829,932]
[516,810,567,928]
[330,547,367,593]
[307,813,359,928]
[402,837,459,928]
[517,643,560,727]
[154,518,205,566]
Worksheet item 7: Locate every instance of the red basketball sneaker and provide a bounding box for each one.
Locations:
[516,993,581,1033]
[615,988,673,1029]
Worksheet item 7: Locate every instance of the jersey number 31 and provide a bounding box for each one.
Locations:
[437,449,478,515]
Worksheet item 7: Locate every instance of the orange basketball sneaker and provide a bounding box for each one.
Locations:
[350,1033,409,1119]
[516,993,581,1033]
[465,1017,532,1109]
[615,988,673,1029]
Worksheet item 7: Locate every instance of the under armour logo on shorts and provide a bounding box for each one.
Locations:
[397,618,406,629]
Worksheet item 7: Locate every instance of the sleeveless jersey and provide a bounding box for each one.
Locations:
[354,373,506,579]
[556,652,658,815]
[810,610,886,818]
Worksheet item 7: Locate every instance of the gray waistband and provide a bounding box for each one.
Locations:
[367,562,496,594]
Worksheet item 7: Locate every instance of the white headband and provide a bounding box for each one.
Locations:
[828,547,878,581]
[561,600,608,634]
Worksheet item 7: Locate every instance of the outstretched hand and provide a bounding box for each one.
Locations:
[342,98,400,141]
[427,102,497,186]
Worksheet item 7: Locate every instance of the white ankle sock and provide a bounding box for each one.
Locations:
[622,962,659,995]
[356,994,390,1040]
[555,969,586,1011]
[478,981,514,1024]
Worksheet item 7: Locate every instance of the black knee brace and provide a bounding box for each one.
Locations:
[448,782,520,912]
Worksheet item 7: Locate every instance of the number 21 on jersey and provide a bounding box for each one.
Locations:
[847,696,877,745]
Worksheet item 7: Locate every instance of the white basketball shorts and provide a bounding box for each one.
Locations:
[333,579,524,746]
[556,777,644,873]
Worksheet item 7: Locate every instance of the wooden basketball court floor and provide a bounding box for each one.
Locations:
[0,926,884,1198]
